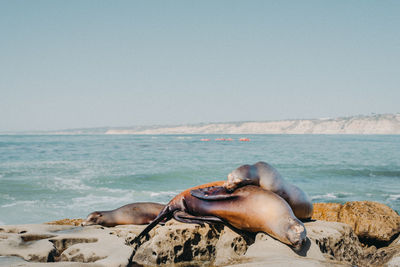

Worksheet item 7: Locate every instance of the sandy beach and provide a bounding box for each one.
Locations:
[1,201,399,267]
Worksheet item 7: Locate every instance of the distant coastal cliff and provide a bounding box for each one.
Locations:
[104,114,400,135]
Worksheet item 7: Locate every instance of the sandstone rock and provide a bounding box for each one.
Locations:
[46,218,84,226]
[307,220,400,267]
[131,220,246,265]
[313,203,342,221]
[60,244,107,262]
[232,231,348,267]
[214,227,249,266]
[340,202,400,243]
[386,253,400,267]
[307,221,365,265]
[1,258,103,267]
[312,201,400,244]
[390,234,400,247]
[0,224,137,266]
[365,244,400,266]
[50,226,135,266]
[1,219,399,266]
[0,225,64,262]
[131,220,364,266]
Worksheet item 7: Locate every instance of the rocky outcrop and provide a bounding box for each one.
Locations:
[228,232,345,267]
[307,221,364,264]
[312,203,342,221]
[1,207,399,266]
[46,218,84,226]
[130,221,249,266]
[387,235,400,267]
[307,221,400,266]
[130,220,400,266]
[0,224,139,266]
[312,201,400,246]
[0,221,349,266]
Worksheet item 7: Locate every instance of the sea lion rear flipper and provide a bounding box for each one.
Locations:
[190,186,238,201]
[173,211,223,225]
[130,206,173,246]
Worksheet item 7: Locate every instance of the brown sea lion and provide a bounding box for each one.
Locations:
[192,162,313,219]
[131,181,306,250]
[81,202,165,227]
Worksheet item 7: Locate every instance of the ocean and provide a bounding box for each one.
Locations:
[0,134,399,225]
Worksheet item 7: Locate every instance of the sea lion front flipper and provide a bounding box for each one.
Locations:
[173,211,223,225]
[190,186,239,201]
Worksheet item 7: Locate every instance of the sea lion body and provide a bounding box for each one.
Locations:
[82,202,165,227]
[133,181,306,250]
[225,162,313,219]
[186,185,306,247]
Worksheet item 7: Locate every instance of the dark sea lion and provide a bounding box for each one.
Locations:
[192,162,313,219]
[82,202,165,227]
[131,181,306,250]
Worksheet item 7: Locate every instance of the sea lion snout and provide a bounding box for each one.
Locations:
[291,238,306,251]
[286,219,307,250]
[225,173,242,191]
[226,168,256,191]
[82,212,102,226]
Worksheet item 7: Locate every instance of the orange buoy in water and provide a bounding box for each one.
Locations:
[201,139,210,141]
[239,138,250,142]
[215,138,226,141]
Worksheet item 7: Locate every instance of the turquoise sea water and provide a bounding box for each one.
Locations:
[0,134,399,225]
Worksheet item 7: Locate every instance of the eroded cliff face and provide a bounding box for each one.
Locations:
[104,114,400,135]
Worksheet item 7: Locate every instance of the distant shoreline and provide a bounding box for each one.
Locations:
[2,113,400,135]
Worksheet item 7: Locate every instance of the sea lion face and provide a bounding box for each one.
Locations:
[226,172,243,190]
[225,165,255,191]
[81,211,104,226]
[284,218,307,250]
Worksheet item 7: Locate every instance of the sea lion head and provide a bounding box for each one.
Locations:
[226,172,243,190]
[225,164,255,191]
[81,211,104,226]
[285,217,307,250]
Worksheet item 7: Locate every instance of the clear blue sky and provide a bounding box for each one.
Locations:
[1,1,399,131]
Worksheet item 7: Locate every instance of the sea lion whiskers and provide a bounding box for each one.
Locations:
[285,217,307,251]
[81,212,102,226]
